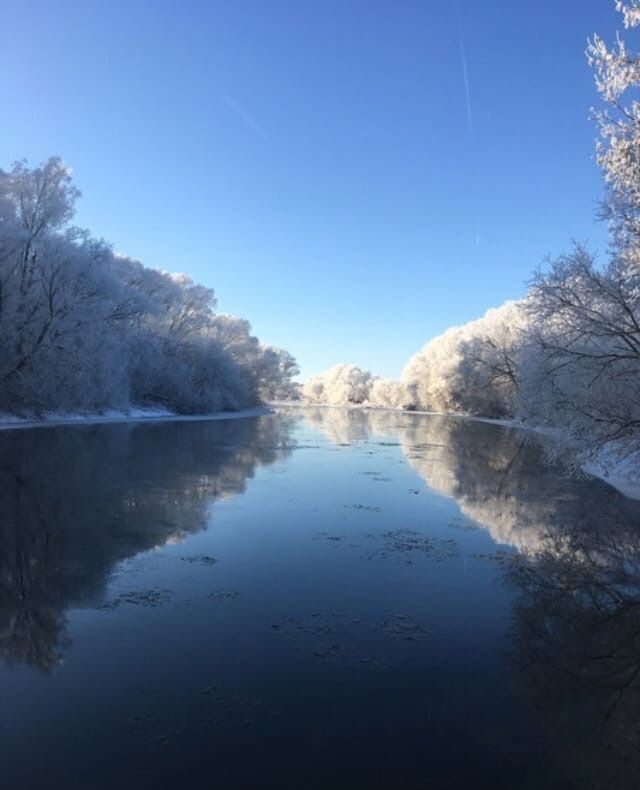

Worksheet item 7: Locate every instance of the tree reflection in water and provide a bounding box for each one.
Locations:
[0,415,293,672]
[4,405,640,787]
[302,406,639,552]
[301,406,640,786]
[504,516,640,789]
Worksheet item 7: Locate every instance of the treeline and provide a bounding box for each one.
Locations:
[304,2,640,475]
[304,250,639,472]
[0,159,298,416]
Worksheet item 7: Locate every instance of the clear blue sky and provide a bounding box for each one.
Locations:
[1,0,618,377]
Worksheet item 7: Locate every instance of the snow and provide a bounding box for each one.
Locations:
[583,446,640,501]
[0,406,271,431]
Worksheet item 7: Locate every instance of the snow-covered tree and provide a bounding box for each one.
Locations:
[0,159,131,412]
[253,345,300,401]
[302,364,375,405]
[369,377,411,409]
[519,244,640,462]
[516,4,640,465]
[588,1,640,271]
[401,302,527,417]
[0,158,298,416]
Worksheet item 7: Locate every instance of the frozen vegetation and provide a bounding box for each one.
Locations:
[0,159,298,418]
[302,3,640,493]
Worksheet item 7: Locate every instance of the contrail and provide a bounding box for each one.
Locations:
[221,94,268,141]
[454,2,480,249]
[455,2,473,140]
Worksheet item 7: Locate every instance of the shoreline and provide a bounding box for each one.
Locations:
[1,400,637,501]
[0,406,271,432]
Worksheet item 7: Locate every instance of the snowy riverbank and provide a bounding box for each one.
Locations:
[458,414,640,500]
[0,406,271,431]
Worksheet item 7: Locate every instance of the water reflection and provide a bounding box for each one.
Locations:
[300,406,640,786]
[0,416,293,671]
[301,406,640,552]
[504,499,640,788]
[4,406,640,788]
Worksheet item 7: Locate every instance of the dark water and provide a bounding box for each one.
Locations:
[1,407,639,789]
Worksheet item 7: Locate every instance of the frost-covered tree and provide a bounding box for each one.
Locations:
[456,302,527,417]
[519,245,640,461]
[253,345,300,401]
[0,159,131,411]
[300,301,525,419]
[516,4,640,465]
[301,365,412,409]
[588,1,640,271]
[302,364,375,405]
[207,314,300,402]
[369,377,411,409]
[401,302,527,417]
[0,158,298,415]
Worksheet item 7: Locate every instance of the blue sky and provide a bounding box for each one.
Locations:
[1,0,619,377]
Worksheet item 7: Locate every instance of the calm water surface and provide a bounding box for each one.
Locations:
[1,407,639,789]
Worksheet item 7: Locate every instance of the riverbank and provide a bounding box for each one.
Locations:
[0,406,271,431]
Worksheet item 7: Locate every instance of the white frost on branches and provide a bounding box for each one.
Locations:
[616,1,640,29]
[401,301,527,417]
[301,365,412,409]
[0,158,298,415]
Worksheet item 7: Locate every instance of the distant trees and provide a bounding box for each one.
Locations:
[302,305,527,415]
[302,364,375,405]
[369,377,411,409]
[0,158,297,415]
